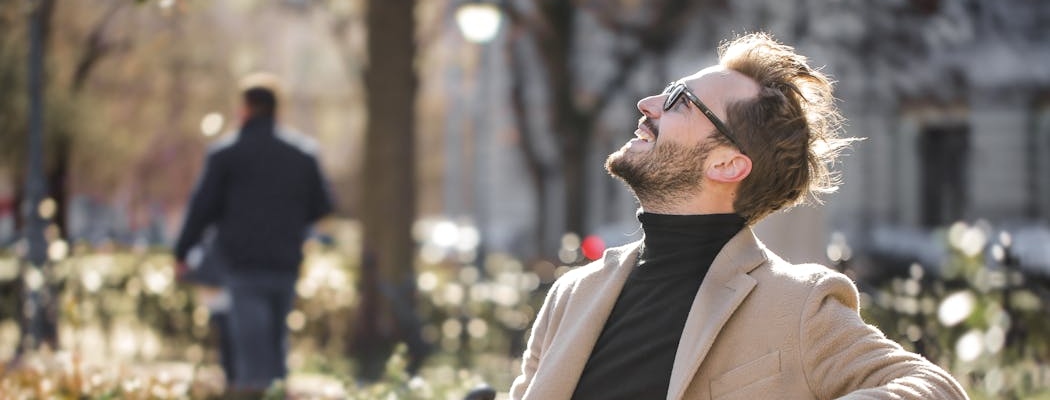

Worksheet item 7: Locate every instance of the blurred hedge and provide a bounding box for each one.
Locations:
[2,220,1050,398]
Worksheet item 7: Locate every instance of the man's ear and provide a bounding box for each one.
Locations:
[706,153,751,183]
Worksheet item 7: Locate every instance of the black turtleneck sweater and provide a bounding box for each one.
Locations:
[572,212,745,400]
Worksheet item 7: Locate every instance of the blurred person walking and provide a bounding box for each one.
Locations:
[511,33,968,399]
[174,73,333,395]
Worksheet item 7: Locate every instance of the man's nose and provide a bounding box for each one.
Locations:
[637,94,663,119]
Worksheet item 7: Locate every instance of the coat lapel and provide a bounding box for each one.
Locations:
[529,242,641,399]
[667,228,769,400]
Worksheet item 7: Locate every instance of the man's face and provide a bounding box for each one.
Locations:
[606,66,755,204]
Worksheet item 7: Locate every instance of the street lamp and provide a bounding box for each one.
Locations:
[455,1,503,44]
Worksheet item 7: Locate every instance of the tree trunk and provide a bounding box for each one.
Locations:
[352,0,426,381]
[560,119,590,238]
[506,27,549,259]
[534,1,593,239]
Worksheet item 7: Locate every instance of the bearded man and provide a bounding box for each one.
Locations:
[510,32,968,400]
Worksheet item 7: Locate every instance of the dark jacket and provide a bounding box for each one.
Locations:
[174,116,333,283]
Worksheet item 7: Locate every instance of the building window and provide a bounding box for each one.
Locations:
[1032,100,1050,219]
[919,123,969,227]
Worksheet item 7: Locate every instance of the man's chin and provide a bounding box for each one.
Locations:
[605,150,638,180]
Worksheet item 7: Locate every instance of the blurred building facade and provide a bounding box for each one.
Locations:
[465,0,1050,274]
[7,0,1049,276]
[813,0,1050,278]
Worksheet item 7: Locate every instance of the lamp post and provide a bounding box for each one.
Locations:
[23,0,52,351]
[454,0,502,267]
[453,0,502,367]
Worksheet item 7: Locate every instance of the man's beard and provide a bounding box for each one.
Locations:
[605,139,713,209]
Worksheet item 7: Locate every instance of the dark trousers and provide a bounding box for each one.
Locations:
[227,285,296,391]
[209,312,236,383]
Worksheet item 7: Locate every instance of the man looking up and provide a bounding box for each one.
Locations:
[511,32,967,400]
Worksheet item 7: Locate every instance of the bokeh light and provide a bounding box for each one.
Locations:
[287,310,306,332]
[455,3,502,44]
[37,197,56,220]
[431,220,460,248]
[199,112,224,137]
[998,231,1012,248]
[442,318,462,338]
[561,233,581,251]
[985,325,1006,355]
[938,290,975,327]
[457,225,480,253]
[417,271,438,292]
[466,318,488,338]
[47,239,68,261]
[459,266,480,285]
[948,221,987,257]
[81,269,103,293]
[581,235,605,261]
[826,232,853,263]
[956,330,984,362]
[442,283,464,306]
[23,268,44,291]
[143,269,171,295]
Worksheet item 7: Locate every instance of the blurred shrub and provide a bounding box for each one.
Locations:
[0,232,545,398]
[853,221,1050,399]
[5,219,1049,398]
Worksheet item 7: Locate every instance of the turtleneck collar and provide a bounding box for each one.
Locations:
[633,211,745,280]
[638,212,744,253]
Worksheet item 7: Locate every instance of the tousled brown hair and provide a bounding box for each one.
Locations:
[717,32,855,223]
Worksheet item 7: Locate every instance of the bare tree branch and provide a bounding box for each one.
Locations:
[71,1,126,93]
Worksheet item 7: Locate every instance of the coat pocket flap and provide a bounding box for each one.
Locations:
[711,350,781,398]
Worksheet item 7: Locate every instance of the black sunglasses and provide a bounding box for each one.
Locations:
[662,82,745,154]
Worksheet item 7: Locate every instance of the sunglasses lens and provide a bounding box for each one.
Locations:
[663,84,682,110]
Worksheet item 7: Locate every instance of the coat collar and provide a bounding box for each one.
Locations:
[667,227,769,400]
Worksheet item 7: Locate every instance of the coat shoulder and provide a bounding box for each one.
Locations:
[275,126,320,156]
[762,259,838,284]
[206,133,239,155]
[754,254,860,312]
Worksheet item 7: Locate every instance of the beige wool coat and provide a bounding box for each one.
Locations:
[510,228,968,400]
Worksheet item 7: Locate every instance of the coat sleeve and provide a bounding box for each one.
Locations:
[174,153,227,261]
[509,279,565,399]
[799,272,969,400]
